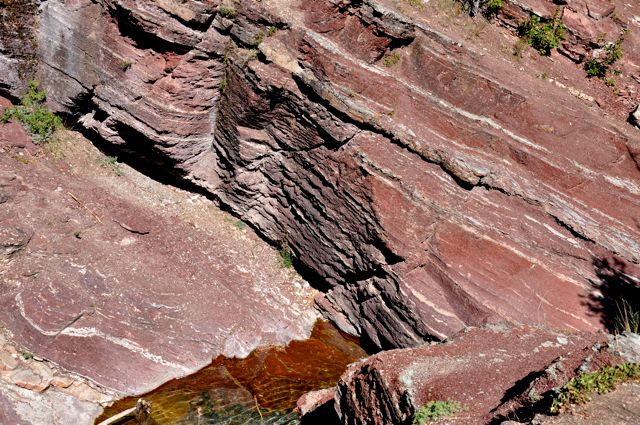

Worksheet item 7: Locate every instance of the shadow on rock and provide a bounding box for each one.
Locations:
[587,257,640,334]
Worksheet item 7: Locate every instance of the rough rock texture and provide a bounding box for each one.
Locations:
[297,387,339,424]
[2,0,640,351]
[0,112,319,400]
[0,380,103,425]
[0,328,110,424]
[333,325,617,425]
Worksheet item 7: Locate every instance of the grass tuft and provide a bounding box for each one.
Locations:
[550,363,640,414]
[1,81,62,143]
[413,400,462,424]
[383,52,402,67]
[278,247,293,268]
[517,11,565,56]
[218,5,236,18]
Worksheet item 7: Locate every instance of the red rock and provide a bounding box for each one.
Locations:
[0,0,639,366]
[0,124,320,397]
[296,387,336,416]
[334,325,615,425]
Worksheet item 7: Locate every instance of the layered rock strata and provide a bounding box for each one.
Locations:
[332,325,621,424]
[0,108,319,401]
[1,0,639,351]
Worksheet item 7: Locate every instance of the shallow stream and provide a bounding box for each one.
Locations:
[96,321,366,424]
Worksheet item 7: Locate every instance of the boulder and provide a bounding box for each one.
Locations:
[333,325,614,424]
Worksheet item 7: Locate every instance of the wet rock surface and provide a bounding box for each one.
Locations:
[98,321,366,425]
[0,114,319,408]
[1,0,637,351]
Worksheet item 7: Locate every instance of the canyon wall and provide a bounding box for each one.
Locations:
[1,0,639,350]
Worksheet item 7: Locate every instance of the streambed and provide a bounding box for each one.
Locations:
[97,321,366,424]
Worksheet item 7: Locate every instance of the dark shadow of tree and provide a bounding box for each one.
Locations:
[587,257,640,333]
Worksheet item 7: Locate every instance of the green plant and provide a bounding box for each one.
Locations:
[518,12,565,56]
[120,61,132,71]
[604,77,616,87]
[550,363,640,414]
[584,58,608,77]
[218,5,236,18]
[413,400,462,424]
[614,298,639,333]
[219,78,227,92]
[383,52,402,67]
[406,0,423,7]
[97,155,124,176]
[19,349,33,360]
[604,38,624,64]
[584,36,624,78]
[1,81,62,143]
[278,247,293,268]
[267,26,278,37]
[233,220,246,230]
[253,30,265,46]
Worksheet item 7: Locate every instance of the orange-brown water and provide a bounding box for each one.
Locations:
[96,321,366,424]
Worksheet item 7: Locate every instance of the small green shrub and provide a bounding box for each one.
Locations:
[604,77,616,88]
[219,78,227,92]
[1,81,62,143]
[412,400,462,424]
[584,37,624,78]
[550,363,640,414]
[97,155,124,176]
[604,38,624,64]
[19,349,33,360]
[278,247,293,268]
[120,61,133,71]
[406,0,423,7]
[518,12,565,56]
[383,52,402,67]
[584,58,608,77]
[267,26,278,37]
[218,5,236,18]
[253,30,265,46]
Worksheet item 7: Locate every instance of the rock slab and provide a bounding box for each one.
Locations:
[334,325,615,425]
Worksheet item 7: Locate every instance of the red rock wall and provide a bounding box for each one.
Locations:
[2,0,639,349]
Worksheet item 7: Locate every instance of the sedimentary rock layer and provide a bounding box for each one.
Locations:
[334,325,616,424]
[0,117,318,396]
[1,0,639,350]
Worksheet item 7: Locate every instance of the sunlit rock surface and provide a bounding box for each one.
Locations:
[1,0,639,384]
[0,119,319,399]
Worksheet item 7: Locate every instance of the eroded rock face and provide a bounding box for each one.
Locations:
[0,120,319,398]
[333,325,616,425]
[1,0,639,351]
